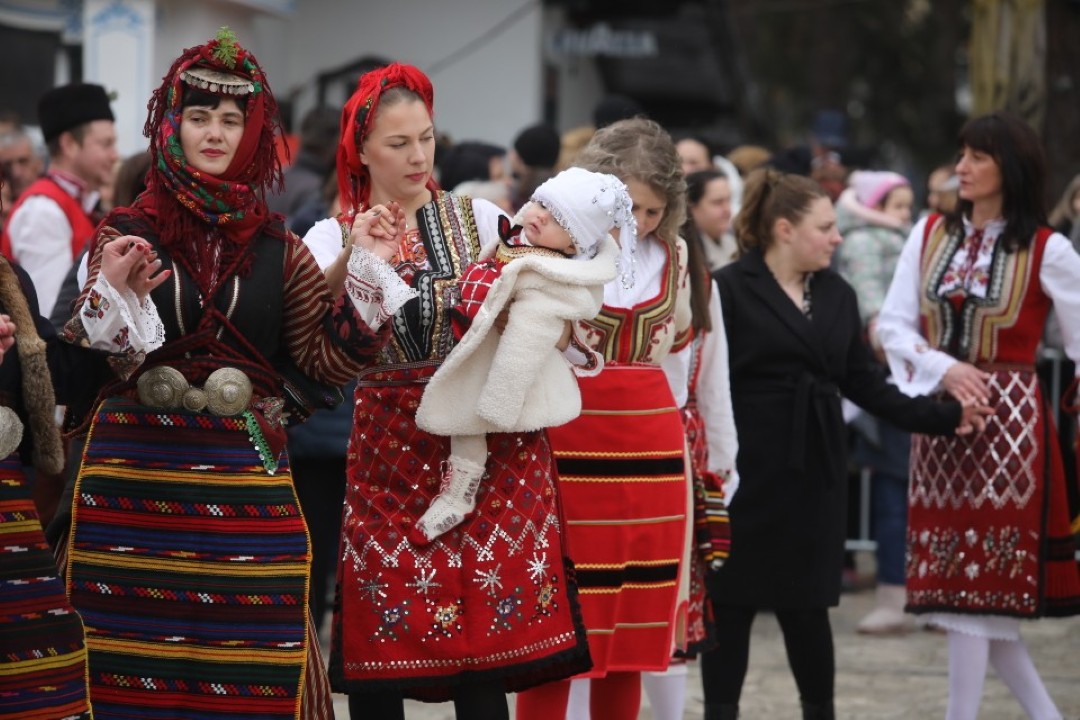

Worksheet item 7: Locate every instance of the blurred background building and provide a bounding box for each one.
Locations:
[2,0,1079,197]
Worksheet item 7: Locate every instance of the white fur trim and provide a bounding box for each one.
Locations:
[416,236,618,435]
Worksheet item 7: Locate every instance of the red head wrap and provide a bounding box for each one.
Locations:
[336,62,438,217]
[115,28,285,293]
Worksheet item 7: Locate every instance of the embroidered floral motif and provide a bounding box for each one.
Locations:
[421,597,464,642]
[85,288,109,319]
[487,589,524,634]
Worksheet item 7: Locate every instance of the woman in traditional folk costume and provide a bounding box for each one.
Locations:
[0,172,90,720]
[56,30,405,719]
[302,63,590,720]
[411,167,628,545]
[515,117,693,720]
[640,200,739,720]
[877,112,1080,720]
[704,169,987,720]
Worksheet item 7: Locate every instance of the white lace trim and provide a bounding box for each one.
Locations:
[923,612,1021,641]
[345,247,417,329]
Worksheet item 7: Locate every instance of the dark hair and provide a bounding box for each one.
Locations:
[439,141,505,192]
[949,112,1047,252]
[686,169,727,207]
[298,105,341,164]
[679,214,713,334]
[46,124,89,157]
[180,85,249,114]
[734,168,827,254]
[113,150,152,207]
[675,134,713,158]
[593,94,645,129]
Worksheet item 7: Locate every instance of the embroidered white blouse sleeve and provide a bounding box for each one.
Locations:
[302,217,418,330]
[1040,233,1080,379]
[877,217,959,397]
[78,274,165,355]
[344,246,417,330]
[697,281,740,499]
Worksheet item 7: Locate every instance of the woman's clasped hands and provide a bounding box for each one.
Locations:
[943,361,995,435]
[99,235,172,302]
[349,201,406,262]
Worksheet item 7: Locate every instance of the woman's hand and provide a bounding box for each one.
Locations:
[100,236,170,301]
[556,320,572,351]
[0,314,16,364]
[493,308,509,334]
[955,397,994,436]
[942,361,991,405]
[349,202,406,262]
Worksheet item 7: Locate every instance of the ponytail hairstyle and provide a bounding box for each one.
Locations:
[679,212,713,335]
[734,168,828,255]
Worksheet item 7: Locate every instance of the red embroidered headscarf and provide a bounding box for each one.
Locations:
[336,62,439,219]
[115,28,285,293]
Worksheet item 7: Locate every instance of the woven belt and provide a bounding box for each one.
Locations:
[136,366,254,417]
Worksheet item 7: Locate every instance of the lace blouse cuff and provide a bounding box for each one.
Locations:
[80,276,166,355]
[345,246,418,330]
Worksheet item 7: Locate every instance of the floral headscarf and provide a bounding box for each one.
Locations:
[114,28,285,294]
[336,62,438,219]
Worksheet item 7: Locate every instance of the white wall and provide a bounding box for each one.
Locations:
[253,0,544,149]
[79,0,553,155]
[153,0,266,82]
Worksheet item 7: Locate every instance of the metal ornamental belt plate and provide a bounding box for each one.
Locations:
[136,366,253,417]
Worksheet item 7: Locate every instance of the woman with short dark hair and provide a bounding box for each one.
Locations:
[878,111,1080,720]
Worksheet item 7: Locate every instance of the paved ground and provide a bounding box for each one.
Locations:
[328,578,1080,719]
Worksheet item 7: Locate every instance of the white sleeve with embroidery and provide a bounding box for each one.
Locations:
[877,218,958,397]
[79,275,166,354]
[1040,233,1080,381]
[698,281,740,500]
[345,246,418,330]
[660,343,691,408]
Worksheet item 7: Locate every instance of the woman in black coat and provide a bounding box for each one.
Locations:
[698,169,990,720]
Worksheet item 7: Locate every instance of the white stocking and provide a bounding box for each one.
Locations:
[946,631,989,720]
[565,678,589,720]
[989,638,1063,720]
[641,662,689,720]
[413,435,487,544]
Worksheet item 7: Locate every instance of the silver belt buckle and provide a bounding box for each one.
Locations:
[136,366,253,416]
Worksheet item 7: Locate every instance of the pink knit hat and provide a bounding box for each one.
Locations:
[850,170,910,209]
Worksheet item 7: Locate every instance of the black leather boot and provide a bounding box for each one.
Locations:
[704,703,739,720]
[801,700,835,719]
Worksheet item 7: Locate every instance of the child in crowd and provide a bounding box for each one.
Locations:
[413,166,634,543]
[835,170,917,634]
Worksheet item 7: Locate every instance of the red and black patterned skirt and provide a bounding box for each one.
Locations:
[0,454,91,720]
[907,370,1080,617]
[331,363,590,700]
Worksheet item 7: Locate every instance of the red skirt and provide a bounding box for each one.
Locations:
[331,363,590,700]
[548,364,689,676]
[907,370,1080,617]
